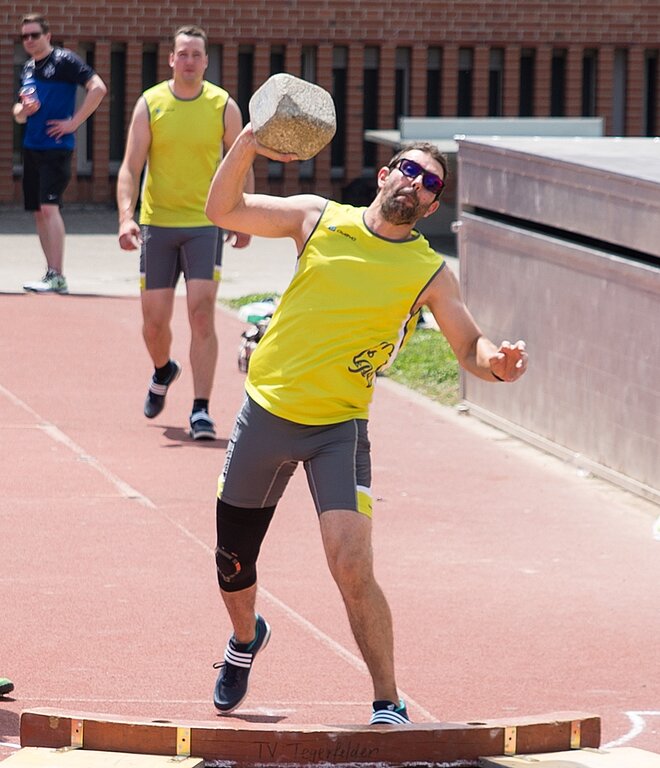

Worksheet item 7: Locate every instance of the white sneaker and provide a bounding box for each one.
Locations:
[23,270,68,294]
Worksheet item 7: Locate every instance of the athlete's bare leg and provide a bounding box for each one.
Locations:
[141,287,176,368]
[34,204,65,274]
[186,279,219,400]
[320,508,399,703]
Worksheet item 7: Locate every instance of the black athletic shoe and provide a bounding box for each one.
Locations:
[0,678,14,696]
[213,614,271,713]
[370,699,411,725]
[189,410,217,440]
[143,360,181,419]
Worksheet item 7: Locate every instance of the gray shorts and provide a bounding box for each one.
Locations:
[219,396,373,517]
[139,225,223,290]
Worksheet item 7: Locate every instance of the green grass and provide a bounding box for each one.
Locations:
[223,292,280,311]
[384,327,459,405]
[222,295,460,407]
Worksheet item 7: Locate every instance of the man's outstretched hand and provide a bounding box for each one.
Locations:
[489,340,528,382]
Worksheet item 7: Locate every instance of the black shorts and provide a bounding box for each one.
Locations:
[22,148,73,211]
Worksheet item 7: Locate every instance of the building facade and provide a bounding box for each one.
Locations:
[2,0,659,206]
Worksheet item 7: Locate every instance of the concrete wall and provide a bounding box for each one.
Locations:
[457,138,660,502]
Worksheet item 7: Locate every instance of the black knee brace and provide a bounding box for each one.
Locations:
[215,499,275,593]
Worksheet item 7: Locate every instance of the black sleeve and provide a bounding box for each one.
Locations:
[55,48,96,86]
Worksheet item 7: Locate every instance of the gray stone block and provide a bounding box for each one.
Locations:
[249,73,336,161]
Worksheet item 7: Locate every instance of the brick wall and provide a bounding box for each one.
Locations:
[3,0,659,205]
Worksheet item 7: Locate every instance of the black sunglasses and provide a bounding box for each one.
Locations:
[21,32,43,41]
[390,158,445,196]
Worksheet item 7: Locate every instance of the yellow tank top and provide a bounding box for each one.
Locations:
[139,80,228,227]
[246,201,444,424]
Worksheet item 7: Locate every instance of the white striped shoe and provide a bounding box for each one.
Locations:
[143,360,181,419]
[213,614,271,713]
[370,699,411,725]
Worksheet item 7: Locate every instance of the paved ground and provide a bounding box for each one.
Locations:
[0,207,659,762]
[0,206,299,299]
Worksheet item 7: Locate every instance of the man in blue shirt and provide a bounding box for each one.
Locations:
[12,13,106,294]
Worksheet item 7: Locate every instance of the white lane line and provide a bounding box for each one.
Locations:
[0,383,154,509]
[259,588,439,722]
[602,710,660,748]
[1,383,440,722]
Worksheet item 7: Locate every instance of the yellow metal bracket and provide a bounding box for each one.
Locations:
[71,719,83,749]
[176,726,191,756]
[570,719,581,749]
[503,724,517,755]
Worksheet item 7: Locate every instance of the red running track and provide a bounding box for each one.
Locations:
[1,293,659,760]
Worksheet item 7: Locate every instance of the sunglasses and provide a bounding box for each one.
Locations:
[390,158,445,196]
[21,32,43,41]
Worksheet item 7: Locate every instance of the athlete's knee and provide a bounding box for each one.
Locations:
[189,304,216,338]
[321,512,374,590]
[215,499,275,593]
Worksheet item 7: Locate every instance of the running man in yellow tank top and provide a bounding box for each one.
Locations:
[205,128,528,723]
[116,26,253,440]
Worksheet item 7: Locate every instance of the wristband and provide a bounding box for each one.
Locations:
[492,371,505,382]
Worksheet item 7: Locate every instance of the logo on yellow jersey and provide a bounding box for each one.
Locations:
[348,341,395,387]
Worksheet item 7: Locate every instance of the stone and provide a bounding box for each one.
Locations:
[249,73,336,160]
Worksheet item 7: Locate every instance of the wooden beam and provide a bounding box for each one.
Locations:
[20,709,600,767]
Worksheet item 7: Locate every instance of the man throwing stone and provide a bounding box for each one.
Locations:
[205,126,528,722]
[117,25,252,440]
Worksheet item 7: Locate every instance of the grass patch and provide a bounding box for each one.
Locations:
[384,327,459,406]
[223,295,460,407]
[222,292,279,311]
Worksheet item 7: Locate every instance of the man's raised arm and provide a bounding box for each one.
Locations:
[205,124,324,251]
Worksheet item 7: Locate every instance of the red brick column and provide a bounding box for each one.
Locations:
[534,45,552,117]
[253,42,270,92]
[472,45,489,116]
[626,46,645,135]
[158,41,171,83]
[125,41,143,129]
[597,46,614,134]
[252,42,271,192]
[92,40,111,202]
[222,42,239,101]
[0,39,16,202]
[345,43,365,183]
[442,45,459,117]
[377,43,396,168]
[503,45,520,116]
[314,42,333,196]
[655,56,660,138]
[565,45,583,117]
[410,46,428,116]
[282,43,302,194]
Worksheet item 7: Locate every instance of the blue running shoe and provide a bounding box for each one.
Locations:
[213,614,271,713]
[144,360,181,419]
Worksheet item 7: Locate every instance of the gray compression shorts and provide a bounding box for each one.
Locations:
[218,395,373,517]
[139,224,223,290]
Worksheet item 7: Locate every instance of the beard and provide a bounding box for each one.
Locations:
[380,188,426,225]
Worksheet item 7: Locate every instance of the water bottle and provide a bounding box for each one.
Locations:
[19,74,39,109]
[237,299,276,372]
